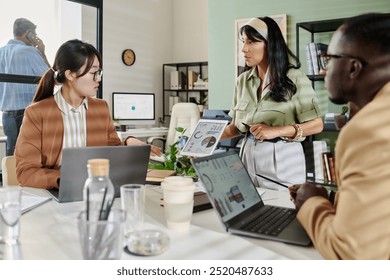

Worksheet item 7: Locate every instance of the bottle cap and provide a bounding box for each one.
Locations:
[87,158,110,176]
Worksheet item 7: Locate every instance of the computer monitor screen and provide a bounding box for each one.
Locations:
[112,92,155,126]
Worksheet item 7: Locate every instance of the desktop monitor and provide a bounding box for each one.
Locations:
[112,92,155,127]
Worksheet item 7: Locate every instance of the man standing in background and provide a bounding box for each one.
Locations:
[0,18,49,155]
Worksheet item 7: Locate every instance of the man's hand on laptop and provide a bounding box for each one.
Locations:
[289,183,328,211]
[125,137,162,156]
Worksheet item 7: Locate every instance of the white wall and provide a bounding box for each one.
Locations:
[172,0,208,62]
[102,0,208,124]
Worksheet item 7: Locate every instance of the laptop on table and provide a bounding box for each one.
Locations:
[191,151,311,246]
[49,145,150,203]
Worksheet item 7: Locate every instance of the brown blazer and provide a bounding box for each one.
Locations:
[15,96,122,189]
[297,82,390,259]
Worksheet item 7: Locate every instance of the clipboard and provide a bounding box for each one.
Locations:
[180,119,228,157]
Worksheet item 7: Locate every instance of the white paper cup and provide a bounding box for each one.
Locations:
[161,177,195,230]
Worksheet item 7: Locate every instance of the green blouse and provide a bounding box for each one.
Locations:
[229,67,321,135]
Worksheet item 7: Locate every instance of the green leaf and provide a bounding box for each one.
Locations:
[160,126,197,179]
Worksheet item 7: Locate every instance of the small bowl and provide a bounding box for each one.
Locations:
[125,230,169,256]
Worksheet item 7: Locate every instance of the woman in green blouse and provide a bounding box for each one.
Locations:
[222,16,323,191]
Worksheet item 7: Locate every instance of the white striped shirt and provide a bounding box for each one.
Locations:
[54,88,88,149]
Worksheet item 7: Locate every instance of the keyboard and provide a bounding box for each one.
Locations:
[243,206,296,236]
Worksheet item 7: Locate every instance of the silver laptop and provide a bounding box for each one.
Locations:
[191,151,311,246]
[49,145,150,203]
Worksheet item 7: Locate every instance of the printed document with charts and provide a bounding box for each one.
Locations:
[180,119,228,157]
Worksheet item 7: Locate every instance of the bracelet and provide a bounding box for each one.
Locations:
[292,124,303,141]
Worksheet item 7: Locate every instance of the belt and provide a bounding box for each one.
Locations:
[247,133,285,143]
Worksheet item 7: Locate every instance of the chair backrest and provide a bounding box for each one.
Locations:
[1,155,18,186]
[165,102,200,150]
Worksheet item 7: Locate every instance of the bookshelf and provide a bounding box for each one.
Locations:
[296,17,346,86]
[162,62,208,121]
[296,17,347,185]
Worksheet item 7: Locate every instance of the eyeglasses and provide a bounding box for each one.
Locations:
[91,68,103,81]
[319,53,367,70]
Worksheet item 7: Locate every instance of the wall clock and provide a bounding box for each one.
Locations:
[122,49,136,66]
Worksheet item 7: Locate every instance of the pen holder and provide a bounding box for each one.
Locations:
[78,209,125,260]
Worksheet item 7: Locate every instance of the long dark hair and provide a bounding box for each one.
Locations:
[240,17,300,102]
[33,39,101,102]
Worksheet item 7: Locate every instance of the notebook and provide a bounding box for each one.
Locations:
[146,169,177,184]
[191,151,311,246]
[180,119,228,157]
[49,145,150,203]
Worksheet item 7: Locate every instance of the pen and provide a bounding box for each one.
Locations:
[242,122,251,130]
[255,173,289,189]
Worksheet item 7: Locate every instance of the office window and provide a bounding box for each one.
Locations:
[0,0,100,125]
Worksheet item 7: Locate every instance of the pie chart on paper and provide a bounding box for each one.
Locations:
[201,136,217,148]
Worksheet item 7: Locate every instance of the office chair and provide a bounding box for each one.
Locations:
[1,155,18,186]
[148,102,200,151]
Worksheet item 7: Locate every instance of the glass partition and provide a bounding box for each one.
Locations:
[0,0,102,96]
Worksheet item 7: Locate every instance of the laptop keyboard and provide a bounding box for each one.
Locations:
[243,206,296,236]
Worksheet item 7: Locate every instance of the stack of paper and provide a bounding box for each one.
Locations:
[21,192,51,214]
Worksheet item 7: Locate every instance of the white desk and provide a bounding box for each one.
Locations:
[117,127,168,140]
[0,187,322,260]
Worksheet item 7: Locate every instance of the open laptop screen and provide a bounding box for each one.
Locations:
[192,151,261,222]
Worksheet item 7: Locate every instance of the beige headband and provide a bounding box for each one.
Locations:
[245,18,268,41]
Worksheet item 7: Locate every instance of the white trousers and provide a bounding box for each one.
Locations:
[241,139,306,191]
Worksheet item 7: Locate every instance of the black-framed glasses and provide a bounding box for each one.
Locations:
[91,68,103,81]
[319,53,367,70]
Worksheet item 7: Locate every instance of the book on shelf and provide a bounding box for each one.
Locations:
[170,70,186,90]
[193,81,208,90]
[313,140,328,181]
[302,140,328,181]
[308,42,328,75]
[315,43,328,73]
[304,44,314,75]
[168,95,180,114]
[328,156,337,183]
[302,140,315,179]
[321,151,336,184]
[321,152,331,182]
[188,70,198,90]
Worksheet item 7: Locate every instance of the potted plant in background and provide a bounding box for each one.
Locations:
[148,127,197,178]
[334,105,349,130]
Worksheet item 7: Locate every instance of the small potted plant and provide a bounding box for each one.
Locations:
[334,105,349,130]
[148,127,197,178]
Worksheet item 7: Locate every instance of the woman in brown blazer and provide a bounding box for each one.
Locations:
[14,39,161,189]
